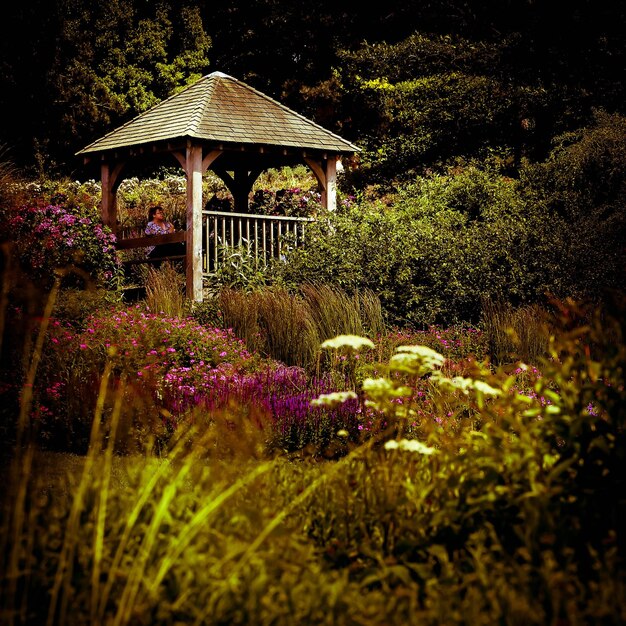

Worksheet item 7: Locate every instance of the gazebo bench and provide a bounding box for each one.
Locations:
[115,231,187,269]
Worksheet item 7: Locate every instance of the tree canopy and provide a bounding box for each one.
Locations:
[0,0,624,177]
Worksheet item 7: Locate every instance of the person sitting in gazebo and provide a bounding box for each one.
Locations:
[145,206,184,265]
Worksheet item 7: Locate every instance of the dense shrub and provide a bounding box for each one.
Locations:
[334,32,554,183]
[305,296,626,623]
[9,177,102,212]
[353,73,519,179]
[519,110,626,298]
[250,187,322,217]
[277,142,624,326]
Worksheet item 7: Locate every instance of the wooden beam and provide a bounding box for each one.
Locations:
[303,157,326,190]
[212,167,261,213]
[202,149,223,172]
[303,156,337,210]
[213,168,235,194]
[115,231,186,250]
[101,163,115,229]
[111,162,126,193]
[171,150,186,170]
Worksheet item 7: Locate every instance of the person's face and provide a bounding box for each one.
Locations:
[155,209,165,221]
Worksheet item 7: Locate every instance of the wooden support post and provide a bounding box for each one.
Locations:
[101,162,117,231]
[322,157,337,212]
[186,142,203,301]
[100,161,126,232]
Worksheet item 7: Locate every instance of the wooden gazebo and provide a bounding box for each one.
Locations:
[76,71,359,301]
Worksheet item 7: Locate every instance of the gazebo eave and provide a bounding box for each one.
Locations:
[81,137,346,169]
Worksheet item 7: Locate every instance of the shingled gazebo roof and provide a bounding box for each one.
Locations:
[77,71,359,160]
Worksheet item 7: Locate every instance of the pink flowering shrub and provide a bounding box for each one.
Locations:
[31,301,378,453]
[31,305,256,447]
[32,304,354,452]
[5,201,121,288]
[79,305,257,371]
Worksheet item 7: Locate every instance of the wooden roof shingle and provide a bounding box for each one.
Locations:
[77,71,359,156]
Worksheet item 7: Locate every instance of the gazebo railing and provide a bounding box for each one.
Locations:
[202,210,314,275]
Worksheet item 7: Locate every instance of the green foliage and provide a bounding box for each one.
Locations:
[188,293,224,328]
[337,33,504,82]
[356,72,519,178]
[274,173,491,324]
[9,177,102,213]
[335,32,554,183]
[271,205,373,295]
[539,110,626,214]
[390,167,568,318]
[252,165,317,192]
[248,166,321,217]
[212,241,272,292]
[519,110,626,298]
[250,186,322,217]
[48,1,211,156]
[278,146,624,326]
[52,287,124,329]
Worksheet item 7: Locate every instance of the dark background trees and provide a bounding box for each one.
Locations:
[1,0,624,178]
[1,0,211,174]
